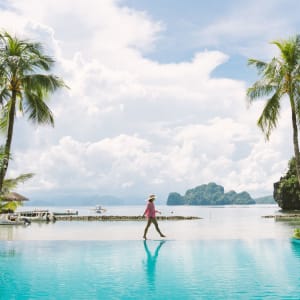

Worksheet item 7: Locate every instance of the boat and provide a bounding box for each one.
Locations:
[53,209,79,216]
[16,210,56,222]
[0,214,31,225]
[91,205,106,214]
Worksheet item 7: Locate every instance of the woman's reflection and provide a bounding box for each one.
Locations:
[143,240,166,288]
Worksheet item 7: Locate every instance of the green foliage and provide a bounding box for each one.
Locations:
[247,35,300,138]
[166,192,184,205]
[0,31,67,193]
[293,228,300,239]
[0,31,67,127]
[274,157,300,210]
[0,146,34,213]
[167,182,255,206]
[2,173,34,195]
[248,35,300,190]
[0,199,18,214]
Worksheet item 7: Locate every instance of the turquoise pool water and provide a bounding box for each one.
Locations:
[1,239,300,299]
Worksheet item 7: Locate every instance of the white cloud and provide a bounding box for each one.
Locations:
[195,0,298,57]
[0,0,295,200]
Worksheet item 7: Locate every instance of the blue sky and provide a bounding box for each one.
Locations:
[123,0,300,82]
[0,0,299,200]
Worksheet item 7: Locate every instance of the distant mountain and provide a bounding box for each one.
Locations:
[167,182,255,205]
[26,195,121,206]
[254,195,276,204]
[25,194,148,206]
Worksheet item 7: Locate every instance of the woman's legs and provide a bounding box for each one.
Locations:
[152,218,165,237]
[144,218,166,239]
[143,218,152,239]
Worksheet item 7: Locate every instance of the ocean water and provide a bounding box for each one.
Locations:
[1,239,300,299]
[1,205,300,299]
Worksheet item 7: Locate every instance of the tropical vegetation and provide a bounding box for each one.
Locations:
[293,228,300,239]
[0,148,34,213]
[0,31,66,194]
[0,173,34,213]
[273,156,300,209]
[247,35,300,187]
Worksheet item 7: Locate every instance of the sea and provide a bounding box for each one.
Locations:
[0,204,297,240]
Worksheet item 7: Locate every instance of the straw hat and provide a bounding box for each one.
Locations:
[147,194,156,201]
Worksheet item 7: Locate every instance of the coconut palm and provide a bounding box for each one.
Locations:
[0,145,33,213]
[0,146,33,212]
[0,31,66,192]
[247,35,300,185]
[0,173,34,213]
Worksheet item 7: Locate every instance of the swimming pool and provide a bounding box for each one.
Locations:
[1,239,300,299]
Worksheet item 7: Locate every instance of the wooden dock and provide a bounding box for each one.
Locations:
[54,215,201,221]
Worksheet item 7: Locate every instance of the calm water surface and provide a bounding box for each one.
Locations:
[1,205,300,299]
[0,204,298,240]
[1,239,300,299]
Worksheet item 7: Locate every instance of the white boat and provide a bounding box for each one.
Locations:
[16,210,56,222]
[91,205,106,214]
[0,214,31,225]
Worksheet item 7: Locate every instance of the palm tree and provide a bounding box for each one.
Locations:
[247,35,300,185]
[0,145,33,213]
[0,31,66,193]
[0,173,34,213]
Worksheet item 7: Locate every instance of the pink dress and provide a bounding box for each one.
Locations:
[144,201,156,218]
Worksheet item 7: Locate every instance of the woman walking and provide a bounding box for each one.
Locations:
[143,194,166,240]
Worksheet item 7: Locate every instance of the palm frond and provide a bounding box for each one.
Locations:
[257,92,281,140]
[3,173,34,192]
[0,86,10,106]
[0,102,11,133]
[264,58,283,82]
[272,37,300,71]
[0,30,67,193]
[24,90,54,126]
[0,200,18,212]
[23,74,67,94]
[247,80,277,102]
[248,58,268,74]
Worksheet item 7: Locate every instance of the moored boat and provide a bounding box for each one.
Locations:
[0,214,31,225]
[16,210,56,222]
[91,205,106,214]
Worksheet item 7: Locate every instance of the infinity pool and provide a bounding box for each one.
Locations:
[1,239,300,299]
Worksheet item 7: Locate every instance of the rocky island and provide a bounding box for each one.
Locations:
[167,182,255,205]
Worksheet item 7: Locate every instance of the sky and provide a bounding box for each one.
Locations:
[0,0,299,201]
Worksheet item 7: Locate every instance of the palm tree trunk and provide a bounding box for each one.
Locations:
[0,92,16,193]
[291,106,300,186]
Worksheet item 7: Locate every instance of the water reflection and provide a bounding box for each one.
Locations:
[291,239,300,258]
[0,248,16,257]
[0,226,14,240]
[143,240,166,288]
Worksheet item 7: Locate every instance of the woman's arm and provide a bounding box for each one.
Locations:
[143,202,150,216]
